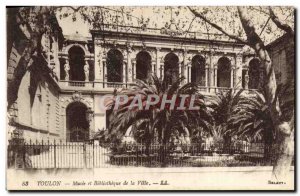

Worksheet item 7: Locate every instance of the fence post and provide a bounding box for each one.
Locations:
[83,142,87,168]
[92,141,95,168]
[22,144,26,169]
[136,144,139,167]
[53,140,56,168]
[41,140,44,168]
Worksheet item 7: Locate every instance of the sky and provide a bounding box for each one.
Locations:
[56,6,294,44]
[57,11,91,37]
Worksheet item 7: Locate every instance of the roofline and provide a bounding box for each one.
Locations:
[266,33,292,49]
[90,30,245,47]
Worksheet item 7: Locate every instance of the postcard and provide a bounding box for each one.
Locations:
[6,6,295,191]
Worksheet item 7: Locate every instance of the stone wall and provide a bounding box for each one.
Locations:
[267,33,295,85]
[16,70,61,142]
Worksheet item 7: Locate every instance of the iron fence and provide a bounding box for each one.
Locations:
[7,140,288,169]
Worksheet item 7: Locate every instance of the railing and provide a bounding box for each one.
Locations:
[59,80,135,89]
[197,86,236,93]
[59,80,258,95]
[106,82,125,88]
[7,141,288,169]
[68,81,86,87]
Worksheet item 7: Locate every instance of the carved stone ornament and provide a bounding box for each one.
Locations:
[72,91,82,102]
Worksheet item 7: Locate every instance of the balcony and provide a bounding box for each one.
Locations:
[58,80,257,95]
[59,80,136,92]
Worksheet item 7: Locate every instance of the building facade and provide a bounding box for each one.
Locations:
[55,25,267,142]
[7,9,64,142]
[10,23,283,143]
[267,33,295,85]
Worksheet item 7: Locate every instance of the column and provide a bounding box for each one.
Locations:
[132,59,136,82]
[214,66,218,87]
[187,64,192,83]
[183,55,189,85]
[181,51,187,84]
[127,47,133,83]
[178,54,183,79]
[88,109,95,140]
[123,59,127,86]
[229,56,235,89]
[103,59,107,88]
[178,51,184,82]
[160,60,164,80]
[152,60,156,78]
[232,67,236,88]
[230,67,234,88]
[156,48,162,79]
[209,54,216,88]
[178,62,182,81]
[245,69,249,90]
[210,54,219,89]
[235,54,243,88]
[182,64,188,84]
[94,42,104,88]
[205,64,209,87]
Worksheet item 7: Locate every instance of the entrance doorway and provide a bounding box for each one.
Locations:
[66,102,89,142]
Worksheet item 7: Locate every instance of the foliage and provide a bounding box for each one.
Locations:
[205,89,244,143]
[95,75,213,144]
[228,91,274,143]
[227,80,294,144]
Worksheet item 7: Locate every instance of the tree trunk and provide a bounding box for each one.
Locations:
[159,125,170,167]
[237,7,294,179]
[272,122,294,180]
[7,7,48,110]
[7,42,36,110]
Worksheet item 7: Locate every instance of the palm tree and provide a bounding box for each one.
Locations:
[227,80,294,157]
[206,89,244,148]
[227,90,275,159]
[228,91,274,143]
[104,75,212,145]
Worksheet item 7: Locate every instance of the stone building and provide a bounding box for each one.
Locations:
[7,8,64,142]
[267,33,295,85]
[56,25,267,142]
[8,19,292,143]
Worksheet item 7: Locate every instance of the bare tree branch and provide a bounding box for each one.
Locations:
[237,6,282,122]
[185,16,196,37]
[188,6,249,45]
[52,6,84,12]
[269,7,294,35]
[259,16,271,36]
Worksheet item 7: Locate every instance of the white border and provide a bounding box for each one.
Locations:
[0,1,299,195]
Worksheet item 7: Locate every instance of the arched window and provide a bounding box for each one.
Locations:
[191,55,206,86]
[164,52,179,86]
[66,102,89,142]
[248,58,261,89]
[107,49,123,83]
[136,51,152,81]
[68,46,85,81]
[217,57,231,88]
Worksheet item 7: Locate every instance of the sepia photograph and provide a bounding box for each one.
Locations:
[5,4,295,191]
